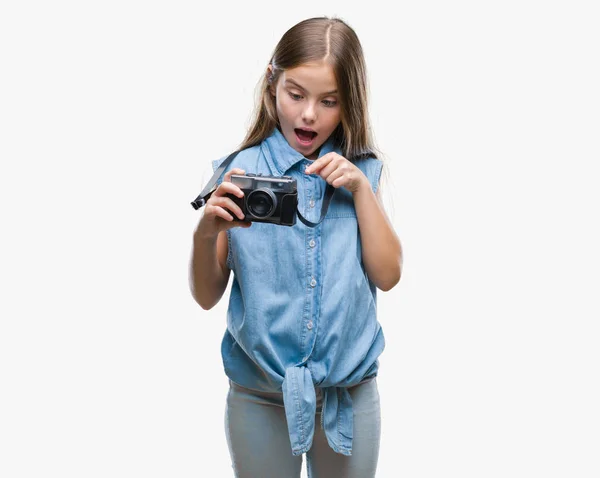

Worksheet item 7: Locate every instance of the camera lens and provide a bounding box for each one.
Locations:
[247,188,276,218]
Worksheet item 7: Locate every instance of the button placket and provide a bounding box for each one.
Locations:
[304,178,317,354]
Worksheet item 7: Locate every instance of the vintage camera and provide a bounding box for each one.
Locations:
[225,173,299,226]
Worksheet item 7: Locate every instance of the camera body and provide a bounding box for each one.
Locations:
[226,173,298,226]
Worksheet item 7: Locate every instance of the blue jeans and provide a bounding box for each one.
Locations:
[224,377,381,477]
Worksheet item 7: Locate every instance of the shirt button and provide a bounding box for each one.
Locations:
[307,321,313,330]
[310,278,317,287]
[309,199,315,208]
[309,239,316,248]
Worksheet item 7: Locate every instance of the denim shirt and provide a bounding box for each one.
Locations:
[211,126,385,456]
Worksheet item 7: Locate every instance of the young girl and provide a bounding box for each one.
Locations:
[189,16,402,478]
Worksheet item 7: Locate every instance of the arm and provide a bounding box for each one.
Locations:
[188,166,250,310]
[188,228,231,310]
[353,180,403,291]
[303,154,402,291]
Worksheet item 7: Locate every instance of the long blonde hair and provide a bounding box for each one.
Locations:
[237,16,382,163]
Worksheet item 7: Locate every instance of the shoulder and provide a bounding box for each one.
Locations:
[211,144,262,172]
[211,145,262,184]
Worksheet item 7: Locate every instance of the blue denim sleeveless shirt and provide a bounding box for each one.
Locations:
[211,126,385,456]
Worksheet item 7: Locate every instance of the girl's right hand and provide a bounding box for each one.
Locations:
[195,168,252,239]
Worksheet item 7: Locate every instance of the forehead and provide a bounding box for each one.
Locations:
[281,62,337,93]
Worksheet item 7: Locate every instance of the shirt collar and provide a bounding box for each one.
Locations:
[262,126,339,176]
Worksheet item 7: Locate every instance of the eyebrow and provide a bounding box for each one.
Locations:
[285,78,338,96]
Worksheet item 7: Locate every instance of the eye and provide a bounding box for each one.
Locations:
[288,91,337,107]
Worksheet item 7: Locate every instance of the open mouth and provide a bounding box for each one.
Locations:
[294,128,317,144]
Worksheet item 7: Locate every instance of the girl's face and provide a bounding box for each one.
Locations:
[268,62,341,160]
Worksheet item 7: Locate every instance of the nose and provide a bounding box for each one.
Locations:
[302,102,317,123]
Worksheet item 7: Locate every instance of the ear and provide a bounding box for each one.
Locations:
[266,64,276,96]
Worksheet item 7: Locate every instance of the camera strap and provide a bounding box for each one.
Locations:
[296,185,334,228]
[190,150,242,210]
[190,149,334,228]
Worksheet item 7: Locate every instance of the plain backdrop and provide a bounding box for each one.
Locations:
[1,1,599,477]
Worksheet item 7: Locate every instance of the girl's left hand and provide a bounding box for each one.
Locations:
[304,152,368,194]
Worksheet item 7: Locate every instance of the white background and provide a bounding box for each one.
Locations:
[1,1,599,477]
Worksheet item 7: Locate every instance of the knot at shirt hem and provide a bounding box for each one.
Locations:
[282,365,354,456]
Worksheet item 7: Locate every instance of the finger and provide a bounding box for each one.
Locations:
[305,162,320,174]
[320,159,343,180]
[326,168,345,187]
[206,204,235,222]
[224,168,246,182]
[211,195,246,220]
[305,154,333,175]
[215,180,245,199]
[229,221,252,229]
